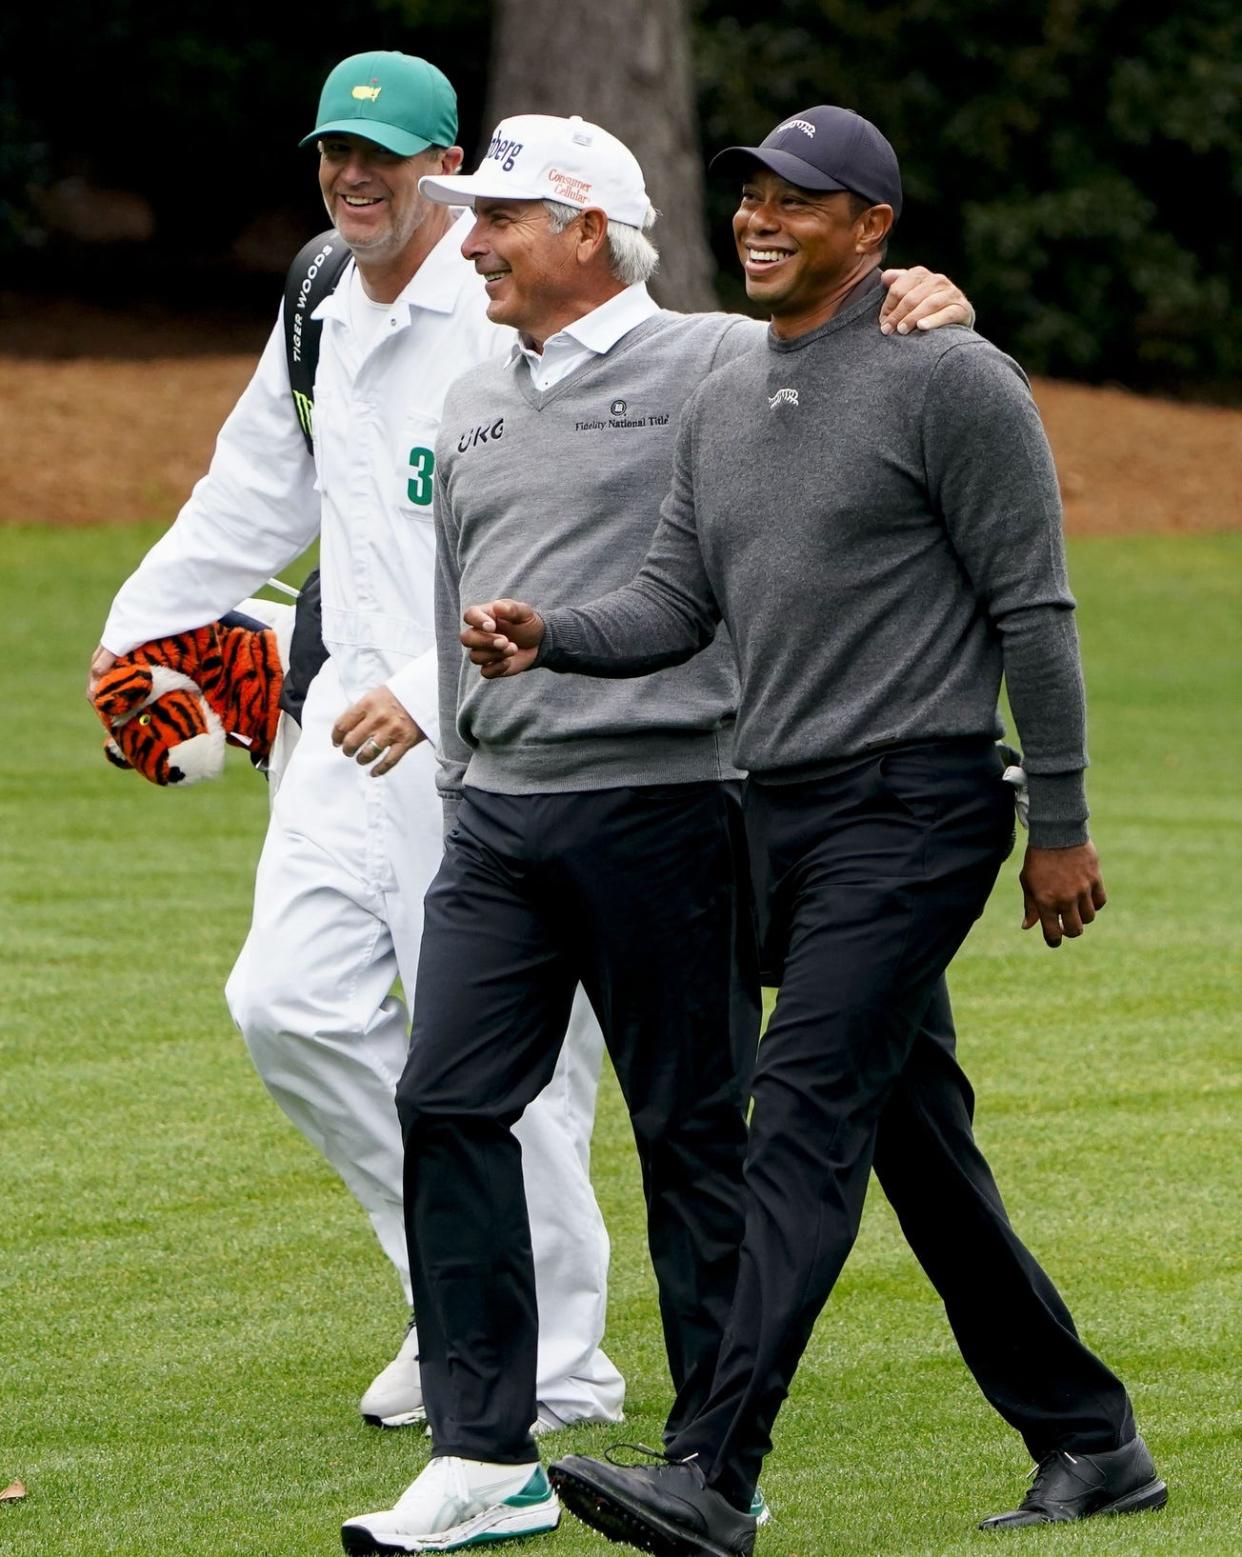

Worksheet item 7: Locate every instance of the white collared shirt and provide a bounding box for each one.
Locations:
[515,284,661,392]
[102,211,512,744]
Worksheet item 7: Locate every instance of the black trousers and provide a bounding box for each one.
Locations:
[668,740,1135,1508]
[396,783,759,1463]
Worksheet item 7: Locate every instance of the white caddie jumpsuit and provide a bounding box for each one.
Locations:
[101,214,623,1423]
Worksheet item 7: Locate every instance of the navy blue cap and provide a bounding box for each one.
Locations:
[711,105,902,221]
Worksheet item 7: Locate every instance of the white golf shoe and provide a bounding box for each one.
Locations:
[341,1457,559,1553]
[360,1321,425,1429]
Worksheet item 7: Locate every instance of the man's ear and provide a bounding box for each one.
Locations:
[575,207,610,264]
[438,145,465,176]
[856,203,894,256]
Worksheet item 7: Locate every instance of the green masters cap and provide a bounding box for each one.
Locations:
[300,51,458,157]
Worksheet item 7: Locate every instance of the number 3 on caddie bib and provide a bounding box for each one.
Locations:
[407,446,435,506]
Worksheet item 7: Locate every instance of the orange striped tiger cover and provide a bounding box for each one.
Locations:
[93,622,284,787]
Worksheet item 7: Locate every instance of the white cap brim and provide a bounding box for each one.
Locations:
[419,172,543,208]
[419,171,648,227]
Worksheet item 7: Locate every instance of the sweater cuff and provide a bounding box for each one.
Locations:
[1026,770,1090,850]
[533,611,564,670]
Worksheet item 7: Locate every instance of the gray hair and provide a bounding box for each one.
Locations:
[542,199,660,287]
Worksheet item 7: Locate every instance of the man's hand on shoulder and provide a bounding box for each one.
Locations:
[461,600,545,679]
[332,686,424,776]
[87,644,117,702]
[879,266,975,335]
[1020,841,1107,948]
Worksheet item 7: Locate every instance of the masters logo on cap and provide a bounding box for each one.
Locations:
[419,113,652,229]
[300,51,458,159]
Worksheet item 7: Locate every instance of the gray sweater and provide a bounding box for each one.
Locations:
[541,274,1091,849]
[434,310,762,803]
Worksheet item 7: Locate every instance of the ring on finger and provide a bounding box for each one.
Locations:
[361,737,383,757]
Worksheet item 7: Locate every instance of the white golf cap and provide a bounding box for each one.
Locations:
[419,113,652,227]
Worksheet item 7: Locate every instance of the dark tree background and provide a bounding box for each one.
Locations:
[484,0,716,311]
[1,0,1237,393]
[0,0,495,316]
[694,0,1241,393]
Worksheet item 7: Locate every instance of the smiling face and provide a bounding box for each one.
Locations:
[460,198,607,345]
[318,135,457,265]
[732,168,891,337]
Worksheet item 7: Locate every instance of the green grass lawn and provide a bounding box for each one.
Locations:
[0,525,1238,1555]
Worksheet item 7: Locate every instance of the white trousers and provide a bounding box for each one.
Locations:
[225,661,624,1420]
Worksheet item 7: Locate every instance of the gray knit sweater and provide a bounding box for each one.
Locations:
[540,274,1091,849]
[434,310,762,803]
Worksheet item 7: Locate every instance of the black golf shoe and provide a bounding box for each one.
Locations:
[979,1435,1167,1529]
[550,1452,756,1557]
